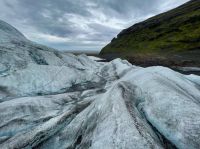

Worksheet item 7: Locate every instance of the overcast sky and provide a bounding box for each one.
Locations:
[0,0,189,53]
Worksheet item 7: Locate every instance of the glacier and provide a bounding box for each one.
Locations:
[0,19,200,149]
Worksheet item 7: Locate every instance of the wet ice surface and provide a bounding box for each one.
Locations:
[1,19,200,149]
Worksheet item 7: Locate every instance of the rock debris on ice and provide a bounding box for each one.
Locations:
[0,19,200,149]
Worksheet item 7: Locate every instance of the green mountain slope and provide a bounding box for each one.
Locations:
[100,0,200,66]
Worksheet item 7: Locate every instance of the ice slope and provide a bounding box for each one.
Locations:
[0,19,200,149]
[1,57,200,149]
[0,20,27,43]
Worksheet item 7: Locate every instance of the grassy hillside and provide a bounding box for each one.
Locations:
[100,0,200,66]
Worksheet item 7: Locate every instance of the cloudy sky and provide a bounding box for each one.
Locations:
[0,0,189,53]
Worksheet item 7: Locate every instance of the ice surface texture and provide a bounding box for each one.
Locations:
[0,19,200,149]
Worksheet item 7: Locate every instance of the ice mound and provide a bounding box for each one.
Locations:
[0,19,200,149]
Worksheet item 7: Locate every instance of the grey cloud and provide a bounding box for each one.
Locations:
[0,0,189,53]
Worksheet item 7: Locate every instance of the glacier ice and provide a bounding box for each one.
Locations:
[0,19,200,149]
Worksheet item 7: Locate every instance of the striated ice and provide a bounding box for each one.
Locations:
[0,19,200,149]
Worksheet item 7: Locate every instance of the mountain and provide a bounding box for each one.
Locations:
[100,0,200,67]
[1,20,200,149]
